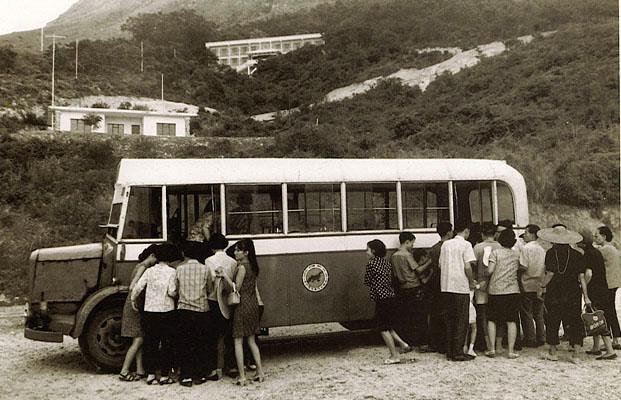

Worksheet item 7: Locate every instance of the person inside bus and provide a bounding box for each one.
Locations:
[188,199,219,243]
[119,244,160,382]
[391,232,431,350]
[203,233,238,380]
[364,239,412,364]
[218,239,266,385]
[131,243,182,385]
[427,221,453,353]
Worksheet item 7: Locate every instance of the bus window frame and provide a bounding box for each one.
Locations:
[344,181,400,233]
[448,180,517,229]
[495,179,518,227]
[224,182,286,238]
[400,180,452,231]
[118,185,167,244]
[285,182,343,235]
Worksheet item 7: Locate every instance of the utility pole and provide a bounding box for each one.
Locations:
[140,41,144,72]
[46,34,66,131]
[161,74,164,111]
[75,39,79,79]
[40,27,44,52]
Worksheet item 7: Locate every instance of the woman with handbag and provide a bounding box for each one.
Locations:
[220,238,265,386]
[579,230,617,360]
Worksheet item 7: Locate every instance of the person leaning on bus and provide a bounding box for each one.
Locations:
[364,239,412,365]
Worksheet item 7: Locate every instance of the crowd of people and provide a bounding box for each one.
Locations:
[364,222,620,364]
[118,233,264,387]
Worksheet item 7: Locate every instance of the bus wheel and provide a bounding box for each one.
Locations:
[339,320,375,331]
[78,306,128,372]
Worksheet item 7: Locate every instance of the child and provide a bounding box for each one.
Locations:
[464,289,477,357]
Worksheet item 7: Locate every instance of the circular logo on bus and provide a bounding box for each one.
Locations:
[302,263,328,292]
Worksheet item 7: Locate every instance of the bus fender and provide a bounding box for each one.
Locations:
[71,286,128,338]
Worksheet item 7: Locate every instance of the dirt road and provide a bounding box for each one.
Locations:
[1,305,619,400]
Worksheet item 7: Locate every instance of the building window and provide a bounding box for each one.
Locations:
[226,185,283,235]
[107,123,124,135]
[287,184,342,233]
[156,123,176,136]
[240,46,248,54]
[346,183,398,231]
[131,125,140,135]
[70,118,91,134]
[402,183,450,229]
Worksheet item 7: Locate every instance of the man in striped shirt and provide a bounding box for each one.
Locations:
[171,244,215,387]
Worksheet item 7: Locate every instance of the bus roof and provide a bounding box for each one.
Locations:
[116,158,526,187]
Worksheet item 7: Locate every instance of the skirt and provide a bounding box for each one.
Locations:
[487,293,520,324]
[375,297,398,331]
[121,295,143,338]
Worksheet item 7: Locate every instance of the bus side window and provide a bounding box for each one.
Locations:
[346,183,398,231]
[287,184,342,233]
[226,185,283,235]
[122,187,163,239]
[402,182,450,228]
[497,181,515,224]
[453,181,493,227]
[165,185,220,241]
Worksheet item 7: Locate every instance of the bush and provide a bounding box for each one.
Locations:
[118,101,132,109]
[90,102,110,109]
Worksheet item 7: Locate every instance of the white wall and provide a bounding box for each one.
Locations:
[57,110,106,133]
[105,116,142,135]
[143,115,189,137]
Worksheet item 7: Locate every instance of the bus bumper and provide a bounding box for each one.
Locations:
[24,327,63,343]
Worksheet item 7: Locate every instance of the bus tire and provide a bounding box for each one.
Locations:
[339,320,375,331]
[78,305,128,372]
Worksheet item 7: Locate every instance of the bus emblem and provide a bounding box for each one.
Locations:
[302,264,328,292]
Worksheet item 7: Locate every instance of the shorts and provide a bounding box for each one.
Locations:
[487,293,520,324]
[375,297,398,331]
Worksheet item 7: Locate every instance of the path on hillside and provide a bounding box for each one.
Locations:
[252,32,555,121]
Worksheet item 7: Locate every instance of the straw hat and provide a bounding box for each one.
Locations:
[537,226,583,244]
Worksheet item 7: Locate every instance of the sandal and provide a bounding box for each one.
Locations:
[399,345,413,354]
[507,352,520,359]
[134,373,147,381]
[253,375,265,383]
[586,349,602,356]
[484,350,496,358]
[118,372,136,382]
[146,375,157,385]
[596,353,618,360]
[159,376,174,385]
[383,358,401,365]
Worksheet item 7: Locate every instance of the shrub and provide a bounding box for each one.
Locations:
[118,101,133,109]
[90,102,110,109]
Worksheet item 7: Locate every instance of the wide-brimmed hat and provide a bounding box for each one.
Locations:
[537,226,583,244]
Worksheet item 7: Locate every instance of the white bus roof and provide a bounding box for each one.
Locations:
[116,158,525,187]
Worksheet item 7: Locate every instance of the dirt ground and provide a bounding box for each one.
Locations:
[1,305,620,400]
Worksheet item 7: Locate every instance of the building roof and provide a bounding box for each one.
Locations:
[205,33,323,48]
[49,106,197,118]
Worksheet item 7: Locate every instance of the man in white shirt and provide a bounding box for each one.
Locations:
[440,221,476,361]
[519,224,547,347]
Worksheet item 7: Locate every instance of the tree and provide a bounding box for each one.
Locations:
[83,113,102,130]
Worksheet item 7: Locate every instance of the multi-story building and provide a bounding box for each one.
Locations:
[205,33,324,72]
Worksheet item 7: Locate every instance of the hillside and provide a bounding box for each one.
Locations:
[0,0,334,52]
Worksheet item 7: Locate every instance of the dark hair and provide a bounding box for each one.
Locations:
[497,229,517,248]
[598,226,613,242]
[399,231,415,244]
[180,241,213,263]
[525,224,541,235]
[498,219,514,229]
[236,238,259,276]
[454,221,470,235]
[367,239,387,258]
[412,249,428,263]
[138,244,160,262]
[208,232,229,250]
[154,243,183,262]
[481,222,496,237]
[436,221,453,237]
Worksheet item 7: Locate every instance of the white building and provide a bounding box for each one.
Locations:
[49,106,197,137]
[205,33,324,73]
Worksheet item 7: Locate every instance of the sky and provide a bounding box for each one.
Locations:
[0,0,79,35]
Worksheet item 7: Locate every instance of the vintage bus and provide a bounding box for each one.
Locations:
[25,158,528,370]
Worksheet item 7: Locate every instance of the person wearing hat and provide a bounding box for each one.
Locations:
[538,225,591,362]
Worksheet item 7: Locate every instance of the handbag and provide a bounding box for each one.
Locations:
[227,283,241,306]
[581,305,609,337]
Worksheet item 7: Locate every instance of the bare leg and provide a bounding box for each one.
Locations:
[468,323,477,354]
[380,330,399,359]
[247,335,264,380]
[120,337,142,375]
[389,329,409,350]
[592,335,601,352]
[487,321,497,352]
[507,322,517,354]
[233,337,246,383]
[135,338,144,375]
[602,336,615,355]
